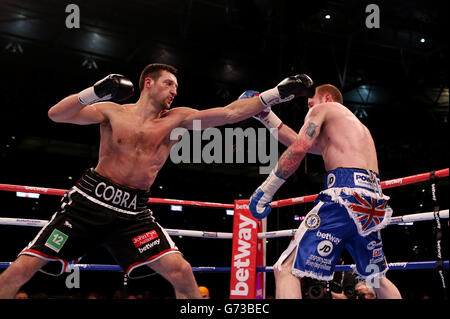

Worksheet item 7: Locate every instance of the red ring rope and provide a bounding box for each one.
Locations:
[0,184,234,209]
[270,168,448,208]
[0,168,447,209]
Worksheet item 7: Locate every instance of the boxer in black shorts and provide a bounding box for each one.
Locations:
[0,63,313,298]
[20,168,178,279]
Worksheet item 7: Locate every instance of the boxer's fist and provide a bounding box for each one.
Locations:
[259,74,314,107]
[249,188,273,219]
[249,170,286,219]
[78,74,134,105]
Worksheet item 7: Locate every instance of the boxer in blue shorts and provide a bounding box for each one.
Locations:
[249,84,402,299]
[274,167,392,282]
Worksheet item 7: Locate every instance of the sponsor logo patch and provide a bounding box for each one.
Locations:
[45,229,68,253]
[132,230,159,248]
[327,173,336,188]
[304,213,321,230]
[354,172,377,189]
[373,247,383,258]
[317,240,333,257]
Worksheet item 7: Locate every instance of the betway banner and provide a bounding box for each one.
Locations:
[229,200,259,299]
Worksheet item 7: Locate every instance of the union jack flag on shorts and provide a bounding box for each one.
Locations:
[347,192,391,236]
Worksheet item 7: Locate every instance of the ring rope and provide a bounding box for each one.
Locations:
[0,168,447,210]
[0,168,448,293]
[1,209,445,240]
[0,261,448,273]
[0,184,234,209]
[259,209,449,238]
[0,217,233,239]
[271,168,449,208]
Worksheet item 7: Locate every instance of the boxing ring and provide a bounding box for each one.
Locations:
[0,168,448,298]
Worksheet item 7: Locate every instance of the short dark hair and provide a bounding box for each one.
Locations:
[139,63,178,91]
[316,84,343,104]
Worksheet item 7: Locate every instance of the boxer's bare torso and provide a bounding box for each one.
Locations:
[95,103,192,190]
[306,102,379,174]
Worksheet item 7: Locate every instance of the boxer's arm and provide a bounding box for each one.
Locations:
[48,74,132,125]
[275,108,325,179]
[48,94,107,124]
[248,108,325,219]
[277,124,299,147]
[276,120,321,153]
[179,96,265,130]
[180,73,314,130]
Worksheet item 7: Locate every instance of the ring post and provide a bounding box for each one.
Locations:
[229,200,258,299]
[256,218,266,299]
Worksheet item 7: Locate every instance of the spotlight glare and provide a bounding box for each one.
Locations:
[226,209,234,216]
[16,192,40,199]
[170,205,183,212]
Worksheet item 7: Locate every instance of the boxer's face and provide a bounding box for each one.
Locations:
[307,89,330,108]
[146,71,178,109]
[307,89,324,108]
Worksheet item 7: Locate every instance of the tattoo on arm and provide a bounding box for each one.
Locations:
[275,147,304,179]
[305,122,318,138]
[275,122,317,179]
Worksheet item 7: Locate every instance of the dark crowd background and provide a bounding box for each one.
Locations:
[0,0,448,300]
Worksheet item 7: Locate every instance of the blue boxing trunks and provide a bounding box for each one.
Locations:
[19,168,180,278]
[274,167,393,281]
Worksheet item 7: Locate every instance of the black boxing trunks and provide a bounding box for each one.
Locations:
[19,168,180,278]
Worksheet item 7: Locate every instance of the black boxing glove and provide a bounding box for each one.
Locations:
[78,74,134,105]
[259,74,314,107]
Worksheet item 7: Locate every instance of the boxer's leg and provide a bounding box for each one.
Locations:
[0,255,47,298]
[148,253,201,299]
[274,250,302,299]
[374,277,402,299]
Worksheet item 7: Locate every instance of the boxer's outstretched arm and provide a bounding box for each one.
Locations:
[179,98,304,150]
[48,94,106,124]
[180,73,314,130]
[180,96,265,130]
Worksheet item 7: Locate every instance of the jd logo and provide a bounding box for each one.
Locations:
[317,240,333,257]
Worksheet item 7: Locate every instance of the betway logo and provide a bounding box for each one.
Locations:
[25,186,49,193]
[316,230,341,244]
[138,239,160,254]
[230,214,256,296]
[235,204,249,210]
[384,178,403,186]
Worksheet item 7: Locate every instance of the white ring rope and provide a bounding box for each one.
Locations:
[0,217,233,239]
[0,209,446,239]
[259,209,449,239]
